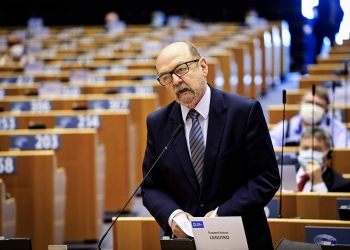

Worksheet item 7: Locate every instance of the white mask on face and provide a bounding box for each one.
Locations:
[297,149,325,167]
[9,44,24,58]
[300,103,325,125]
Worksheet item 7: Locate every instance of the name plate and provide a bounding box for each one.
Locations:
[88,75,105,84]
[43,66,61,74]
[10,134,61,150]
[0,157,16,174]
[61,86,81,97]
[0,117,18,130]
[116,86,154,94]
[56,115,101,128]
[264,198,279,218]
[16,76,35,85]
[38,82,61,97]
[88,99,130,110]
[0,77,35,85]
[24,61,44,74]
[10,100,52,112]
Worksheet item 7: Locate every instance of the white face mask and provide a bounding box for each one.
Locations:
[300,103,325,125]
[297,149,325,167]
[9,44,24,58]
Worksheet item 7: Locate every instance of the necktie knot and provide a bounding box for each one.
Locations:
[188,109,199,120]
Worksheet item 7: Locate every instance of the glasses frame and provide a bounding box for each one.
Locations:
[157,59,200,86]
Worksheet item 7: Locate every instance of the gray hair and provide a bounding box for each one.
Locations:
[183,41,201,58]
[301,127,333,149]
[302,86,330,105]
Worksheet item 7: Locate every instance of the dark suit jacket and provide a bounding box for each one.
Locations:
[141,85,280,249]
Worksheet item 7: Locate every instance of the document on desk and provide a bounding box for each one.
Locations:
[173,213,194,237]
[173,208,218,238]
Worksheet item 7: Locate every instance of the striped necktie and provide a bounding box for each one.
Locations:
[188,109,205,185]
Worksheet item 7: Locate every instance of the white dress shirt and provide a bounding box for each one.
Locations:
[296,166,328,193]
[168,85,212,227]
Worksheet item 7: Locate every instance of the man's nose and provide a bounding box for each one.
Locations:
[171,73,183,85]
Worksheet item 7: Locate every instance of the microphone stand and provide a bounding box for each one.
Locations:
[96,124,184,250]
[311,84,315,192]
[344,61,349,147]
[278,89,286,218]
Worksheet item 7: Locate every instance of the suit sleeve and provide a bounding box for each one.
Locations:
[141,116,181,233]
[217,101,280,219]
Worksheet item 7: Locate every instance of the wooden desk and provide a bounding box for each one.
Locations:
[268,219,350,248]
[0,110,135,213]
[273,192,350,220]
[0,69,157,82]
[0,178,16,238]
[0,93,158,186]
[299,75,343,89]
[268,104,350,124]
[317,54,350,64]
[0,129,104,242]
[0,151,65,250]
[307,63,344,75]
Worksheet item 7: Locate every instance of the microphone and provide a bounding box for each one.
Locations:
[311,84,316,192]
[96,124,184,250]
[278,89,286,218]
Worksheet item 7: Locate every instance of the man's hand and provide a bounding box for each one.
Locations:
[171,212,193,238]
[305,159,324,185]
[204,210,218,217]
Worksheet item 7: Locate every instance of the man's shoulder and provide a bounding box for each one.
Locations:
[212,87,257,107]
[147,101,178,121]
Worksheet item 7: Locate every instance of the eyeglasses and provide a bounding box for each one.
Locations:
[157,59,200,86]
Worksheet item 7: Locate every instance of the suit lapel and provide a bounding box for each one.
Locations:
[168,103,200,194]
[200,87,227,191]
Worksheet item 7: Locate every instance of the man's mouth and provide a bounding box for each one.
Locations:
[179,88,189,93]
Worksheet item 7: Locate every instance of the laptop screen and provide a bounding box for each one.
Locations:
[278,165,298,192]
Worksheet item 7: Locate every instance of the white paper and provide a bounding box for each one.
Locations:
[210,207,218,217]
[173,213,194,237]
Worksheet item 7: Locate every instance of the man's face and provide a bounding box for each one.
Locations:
[156,43,208,109]
[299,137,327,153]
[299,136,330,166]
[301,92,327,111]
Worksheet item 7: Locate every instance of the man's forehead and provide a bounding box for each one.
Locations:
[303,93,327,104]
[300,137,326,146]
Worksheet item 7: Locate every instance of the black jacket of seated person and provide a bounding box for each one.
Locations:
[279,157,350,192]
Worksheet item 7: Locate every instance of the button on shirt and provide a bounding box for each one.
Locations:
[168,85,211,227]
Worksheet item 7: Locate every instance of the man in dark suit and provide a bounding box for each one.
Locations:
[141,41,280,249]
[296,127,350,192]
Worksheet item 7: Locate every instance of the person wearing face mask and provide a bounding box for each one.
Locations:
[269,86,350,148]
[0,35,35,66]
[295,127,350,192]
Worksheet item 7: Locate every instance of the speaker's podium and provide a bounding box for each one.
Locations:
[113,217,248,250]
[160,237,196,250]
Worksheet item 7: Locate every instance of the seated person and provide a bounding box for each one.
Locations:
[294,127,350,192]
[104,11,125,32]
[270,86,350,148]
[0,35,35,65]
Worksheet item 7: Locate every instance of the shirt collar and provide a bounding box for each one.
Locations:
[181,84,210,122]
